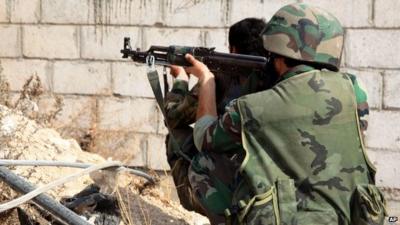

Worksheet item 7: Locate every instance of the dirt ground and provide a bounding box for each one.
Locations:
[0,104,209,225]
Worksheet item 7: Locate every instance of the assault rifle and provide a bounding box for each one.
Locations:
[120,37,268,75]
[120,38,270,162]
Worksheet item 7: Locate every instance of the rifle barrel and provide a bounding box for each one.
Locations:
[204,54,267,70]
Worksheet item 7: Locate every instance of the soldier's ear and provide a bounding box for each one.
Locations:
[274,57,288,77]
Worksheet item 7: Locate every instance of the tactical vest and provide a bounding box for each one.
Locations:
[227,70,386,225]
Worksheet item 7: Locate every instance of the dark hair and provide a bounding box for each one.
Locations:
[228,18,267,56]
[216,18,268,109]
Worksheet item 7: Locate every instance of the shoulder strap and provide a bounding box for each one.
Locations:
[147,69,192,162]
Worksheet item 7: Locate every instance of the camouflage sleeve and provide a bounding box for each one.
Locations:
[347,73,369,136]
[193,100,242,152]
[164,80,199,128]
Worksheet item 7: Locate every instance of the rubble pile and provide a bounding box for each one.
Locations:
[0,105,208,225]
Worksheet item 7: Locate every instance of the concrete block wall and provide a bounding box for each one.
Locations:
[0,0,399,215]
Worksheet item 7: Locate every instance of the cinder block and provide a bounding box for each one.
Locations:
[41,0,90,24]
[386,200,400,216]
[342,68,383,109]
[0,25,20,57]
[375,0,400,27]
[112,62,155,97]
[10,0,40,23]
[147,134,170,170]
[367,149,400,188]
[383,71,400,109]
[98,97,158,133]
[163,0,227,27]
[81,26,141,60]
[23,25,79,59]
[87,0,160,25]
[0,0,8,22]
[112,62,174,97]
[142,28,202,50]
[230,0,294,25]
[203,29,229,53]
[0,59,50,91]
[339,50,346,68]
[345,29,400,68]
[380,187,400,202]
[157,115,169,136]
[365,110,400,150]
[38,96,95,129]
[93,131,147,167]
[53,61,111,95]
[300,0,372,27]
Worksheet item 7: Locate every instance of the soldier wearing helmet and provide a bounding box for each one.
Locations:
[183,3,386,225]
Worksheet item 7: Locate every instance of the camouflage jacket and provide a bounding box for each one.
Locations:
[194,65,369,153]
[164,80,199,129]
[228,68,381,225]
[193,65,383,225]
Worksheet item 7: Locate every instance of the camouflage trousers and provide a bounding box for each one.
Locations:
[166,127,242,225]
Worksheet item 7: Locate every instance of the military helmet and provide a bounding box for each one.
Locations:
[261,3,344,71]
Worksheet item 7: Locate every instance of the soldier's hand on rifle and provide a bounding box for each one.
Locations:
[184,54,214,85]
[184,54,217,118]
[169,65,189,82]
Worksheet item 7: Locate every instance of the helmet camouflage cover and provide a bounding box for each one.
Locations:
[262,3,344,71]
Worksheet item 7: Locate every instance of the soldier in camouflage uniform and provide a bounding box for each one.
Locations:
[165,18,267,224]
[184,3,386,225]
